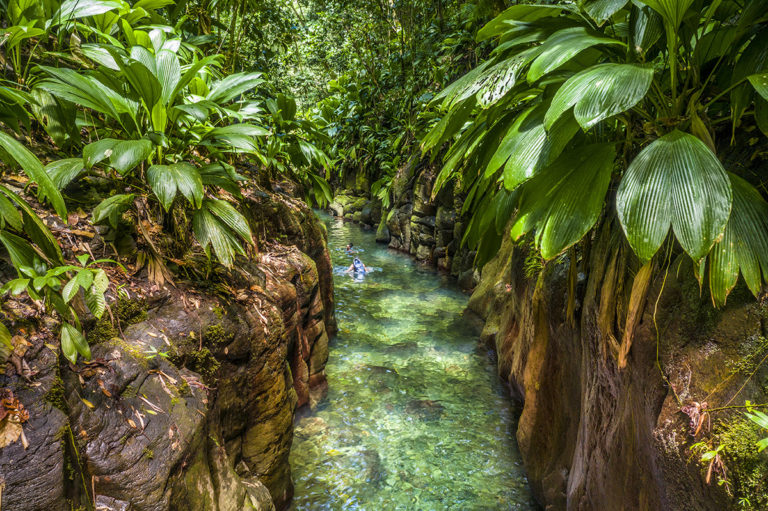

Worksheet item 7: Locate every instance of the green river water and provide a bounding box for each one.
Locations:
[289,212,535,510]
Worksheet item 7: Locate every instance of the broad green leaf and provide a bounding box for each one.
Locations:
[83,138,119,169]
[80,43,121,70]
[62,274,80,303]
[1,278,30,295]
[207,72,263,104]
[477,4,571,41]
[61,322,90,363]
[0,132,67,218]
[156,49,181,105]
[193,202,248,267]
[171,54,221,104]
[93,269,109,294]
[46,158,86,190]
[486,104,580,190]
[511,143,616,259]
[421,97,476,153]
[204,123,270,138]
[85,286,106,319]
[93,193,134,229]
[198,163,243,196]
[431,60,492,107]
[0,189,22,231]
[203,198,253,245]
[477,51,534,107]
[30,89,79,149]
[528,27,623,82]
[147,163,203,211]
[37,66,121,121]
[49,0,125,27]
[708,174,768,306]
[580,0,629,24]
[109,139,153,175]
[631,3,663,55]
[0,227,43,271]
[122,58,162,109]
[640,0,695,31]
[1,186,63,263]
[545,63,654,130]
[616,130,731,262]
[748,73,768,101]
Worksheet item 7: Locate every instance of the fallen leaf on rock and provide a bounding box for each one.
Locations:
[0,417,23,448]
[0,389,29,449]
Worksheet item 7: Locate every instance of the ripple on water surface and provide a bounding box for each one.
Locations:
[289,212,535,510]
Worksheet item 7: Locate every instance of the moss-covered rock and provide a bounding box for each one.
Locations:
[715,417,768,510]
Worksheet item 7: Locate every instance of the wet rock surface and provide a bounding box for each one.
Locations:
[0,189,335,511]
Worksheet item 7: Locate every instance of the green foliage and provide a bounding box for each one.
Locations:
[0,0,330,371]
[713,414,768,510]
[425,0,768,307]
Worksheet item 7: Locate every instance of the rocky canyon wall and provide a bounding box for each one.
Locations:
[0,188,335,511]
[469,220,768,510]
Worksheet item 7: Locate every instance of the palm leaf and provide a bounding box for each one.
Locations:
[545,63,654,130]
[207,72,263,104]
[0,132,67,218]
[486,104,580,191]
[580,0,629,24]
[708,173,768,306]
[46,158,86,189]
[528,27,624,82]
[510,143,615,259]
[616,130,731,262]
[193,201,248,267]
[147,163,203,211]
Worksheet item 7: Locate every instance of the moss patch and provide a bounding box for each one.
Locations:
[87,296,147,344]
[203,323,233,346]
[115,296,148,325]
[168,343,220,382]
[88,315,117,345]
[45,375,67,411]
[715,417,768,510]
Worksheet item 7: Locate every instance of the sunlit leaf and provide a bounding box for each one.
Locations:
[528,27,623,82]
[511,143,616,259]
[707,174,768,306]
[616,130,731,262]
[147,163,203,211]
[486,104,580,191]
[545,63,654,129]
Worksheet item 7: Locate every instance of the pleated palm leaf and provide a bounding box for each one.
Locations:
[424,0,768,306]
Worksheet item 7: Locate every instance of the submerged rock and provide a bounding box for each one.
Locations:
[404,399,444,421]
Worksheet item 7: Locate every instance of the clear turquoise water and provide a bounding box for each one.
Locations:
[289,213,535,510]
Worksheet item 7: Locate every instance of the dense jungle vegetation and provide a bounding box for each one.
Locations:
[2,0,768,507]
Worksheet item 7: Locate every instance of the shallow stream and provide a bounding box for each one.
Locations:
[289,212,535,510]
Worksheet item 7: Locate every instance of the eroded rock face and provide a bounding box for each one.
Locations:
[0,190,334,511]
[469,221,765,511]
[331,157,478,289]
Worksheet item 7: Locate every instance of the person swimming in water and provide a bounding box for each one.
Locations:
[346,243,355,254]
[345,256,368,274]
